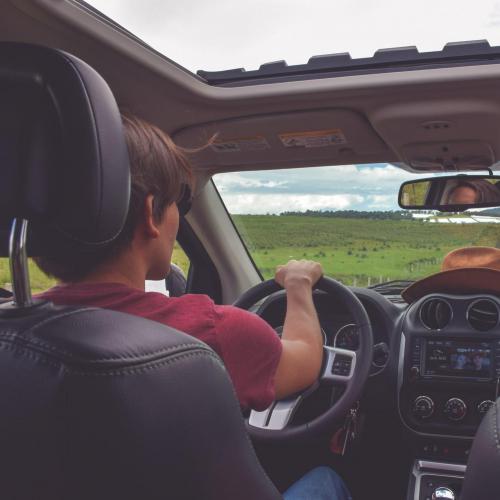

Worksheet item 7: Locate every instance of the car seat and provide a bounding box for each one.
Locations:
[0,42,281,500]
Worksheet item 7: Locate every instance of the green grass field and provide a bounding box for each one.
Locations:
[232,215,500,285]
[0,243,190,294]
[1,216,498,292]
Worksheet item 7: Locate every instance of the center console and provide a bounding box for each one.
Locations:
[399,295,500,438]
[398,294,500,499]
[401,335,497,436]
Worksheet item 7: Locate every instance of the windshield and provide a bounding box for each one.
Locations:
[213,165,500,287]
[84,1,500,73]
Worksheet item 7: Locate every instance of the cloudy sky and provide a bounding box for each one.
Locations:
[86,1,499,213]
[213,163,425,214]
[89,0,500,73]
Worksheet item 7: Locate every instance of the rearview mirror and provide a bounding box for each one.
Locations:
[398,174,500,211]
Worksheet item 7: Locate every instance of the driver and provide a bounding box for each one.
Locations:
[34,113,352,500]
[446,183,479,205]
[444,179,500,205]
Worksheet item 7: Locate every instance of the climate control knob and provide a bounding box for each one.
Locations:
[412,395,435,419]
[443,398,467,421]
[477,400,495,415]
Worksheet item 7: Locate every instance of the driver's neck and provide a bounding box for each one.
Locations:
[76,248,148,291]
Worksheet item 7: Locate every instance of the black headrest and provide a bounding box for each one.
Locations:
[0,42,130,255]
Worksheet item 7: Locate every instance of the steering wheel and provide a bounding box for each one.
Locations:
[233,276,374,442]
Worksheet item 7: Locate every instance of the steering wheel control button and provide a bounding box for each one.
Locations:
[477,399,495,415]
[412,395,435,419]
[332,354,353,377]
[443,398,467,421]
[432,486,455,500]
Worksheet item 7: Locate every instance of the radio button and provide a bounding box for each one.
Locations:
[444,398,467,421]
[410,366,420,381]
[412,395,434,419]
[477,400,495,415]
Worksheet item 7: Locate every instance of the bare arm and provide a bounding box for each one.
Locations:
[273,260,324,400]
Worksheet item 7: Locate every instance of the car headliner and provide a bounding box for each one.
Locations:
[4,1,500,184]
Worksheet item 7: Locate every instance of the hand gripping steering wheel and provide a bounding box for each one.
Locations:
[233,276,373,442]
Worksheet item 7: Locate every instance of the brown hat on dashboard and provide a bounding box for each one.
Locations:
[402,246,500,303]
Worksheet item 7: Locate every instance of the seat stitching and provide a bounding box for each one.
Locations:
[0,331,204,361]
[0,341,222,375]
[66,349,224,376]
[494,400,500,453]
[0,341,66,369]
[0,306,207,360]
[25,307,105,332]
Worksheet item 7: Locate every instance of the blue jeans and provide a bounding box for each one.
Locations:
[283,466,352,500]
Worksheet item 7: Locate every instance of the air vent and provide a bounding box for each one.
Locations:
[467,299,499,331]
[420,299,452,330]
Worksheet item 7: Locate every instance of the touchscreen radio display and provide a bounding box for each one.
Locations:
[424,340,492,378]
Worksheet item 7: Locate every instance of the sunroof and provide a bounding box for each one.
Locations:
[84,0,500,75]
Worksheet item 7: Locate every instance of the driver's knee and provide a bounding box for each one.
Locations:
[309,467,351,498]
[283,466,352,500]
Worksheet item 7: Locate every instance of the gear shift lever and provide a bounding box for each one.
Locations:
[432,486,455,499]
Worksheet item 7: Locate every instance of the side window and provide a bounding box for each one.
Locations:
[171,241,190,277]
[146,241,191,297]
[0,258,56,295]
[1,246,191,298]
[0,258,12,295]
[166,242,190,297]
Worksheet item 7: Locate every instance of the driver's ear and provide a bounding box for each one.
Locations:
[142,194,161,239]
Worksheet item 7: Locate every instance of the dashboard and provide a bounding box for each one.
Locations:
[251,283,500,495]
[398,293,500,439]
[256,289,395,376]
[255,286,500,445]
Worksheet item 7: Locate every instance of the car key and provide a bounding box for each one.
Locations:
[341,406,359,456]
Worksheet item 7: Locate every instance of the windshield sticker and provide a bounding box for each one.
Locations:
[279,129,347,148]
[210,136,270,153]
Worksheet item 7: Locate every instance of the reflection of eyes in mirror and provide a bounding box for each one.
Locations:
[441,180,500,206]
[446,185,479,204]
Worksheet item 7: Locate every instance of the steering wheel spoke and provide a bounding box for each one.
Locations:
[321,346,357,383]
[248,394,304,430]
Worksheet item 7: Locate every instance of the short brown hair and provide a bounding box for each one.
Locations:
[35,112,193,282]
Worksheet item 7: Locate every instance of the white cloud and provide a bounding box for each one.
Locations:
[366,194,394,209]
[221,193,364,214]
[215,163,421,195]
[215,172,288,191]
[212,163,432,213]
[89,0,500,73]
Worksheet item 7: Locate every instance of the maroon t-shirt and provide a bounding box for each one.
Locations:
[38,283,282,411]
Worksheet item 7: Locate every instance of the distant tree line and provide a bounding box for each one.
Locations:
[279,210,414,220]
